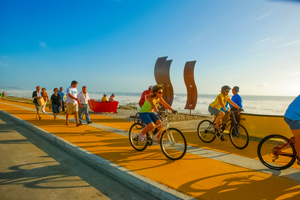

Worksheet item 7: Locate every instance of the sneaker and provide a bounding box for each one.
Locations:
[87,121,92,124]
[220,135,227,141]
[138,132,146,142]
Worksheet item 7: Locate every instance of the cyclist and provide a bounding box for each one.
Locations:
[284,95,300,165]
[208,85,242,141]
[138,84,177,143]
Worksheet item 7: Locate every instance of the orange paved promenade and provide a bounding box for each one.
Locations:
[1,100,300,200]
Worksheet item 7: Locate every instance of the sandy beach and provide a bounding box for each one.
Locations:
[4,96,209,131]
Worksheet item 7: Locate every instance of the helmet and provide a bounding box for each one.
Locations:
[221,85,231,93]
[152,84,163,93]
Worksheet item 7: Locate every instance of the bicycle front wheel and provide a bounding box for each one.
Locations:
[197,120,216,143]
[257,134,296,170]
[129,123,147,151]
[229,124,249,149]
[160,128,187,160]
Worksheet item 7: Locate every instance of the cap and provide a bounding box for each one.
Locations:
[103,93,107,96]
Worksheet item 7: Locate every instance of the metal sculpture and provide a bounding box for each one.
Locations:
[154,57,174,109]
[184,61,197,113]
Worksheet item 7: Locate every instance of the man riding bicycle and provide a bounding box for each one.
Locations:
[138,85,177,143]
[284,95,300,165]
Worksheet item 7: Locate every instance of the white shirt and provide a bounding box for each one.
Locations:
[77,92,90,104]
[66,86,78,104]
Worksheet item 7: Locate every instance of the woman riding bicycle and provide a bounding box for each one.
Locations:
[208,85,241,141]
[138,84,177,143]
[284,95,300,165]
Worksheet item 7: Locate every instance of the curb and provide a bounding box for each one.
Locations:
[0,109,193,200]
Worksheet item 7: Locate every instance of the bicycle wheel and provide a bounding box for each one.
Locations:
[129,123,147,151]
[197,120,216,143]
[160,128,187,160]
[229,124,249,149]
[134,112,141,123]
[257,134,296,170]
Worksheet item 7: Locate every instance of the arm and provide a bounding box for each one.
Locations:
[88,100,93,109]
[68,93,83,107]
[228,98,240,109]
[159,97,174,112]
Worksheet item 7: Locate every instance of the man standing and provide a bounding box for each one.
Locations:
[77,86,93,124]
[66,80,82,126]
[57,87,65,113]
[138,86,153,108]
[230,86,243,123]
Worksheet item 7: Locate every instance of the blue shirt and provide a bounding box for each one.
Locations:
[57,91,64,101]
[284,95,300,121]
[230,93,243,108]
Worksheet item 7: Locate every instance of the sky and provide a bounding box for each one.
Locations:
[1,0,300,96]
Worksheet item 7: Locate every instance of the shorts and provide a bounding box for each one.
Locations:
[208,106,222,117]
[139,112,159,125]
[52,104,60,114]
[284,116,300,130]
[67,103,78,114]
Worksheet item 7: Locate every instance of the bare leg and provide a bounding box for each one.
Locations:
[215,111,225,126]
[141,122,154,134]
[74,111,79,125]
[66,113,69,125]
[291,129,300,158]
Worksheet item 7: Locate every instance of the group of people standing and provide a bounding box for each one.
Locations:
[0,91,6,100]
[32,80,93,126]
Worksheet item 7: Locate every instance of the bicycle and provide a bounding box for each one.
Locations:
[129,111,187,160]
[197,109,249,149]
[257,134,297,170]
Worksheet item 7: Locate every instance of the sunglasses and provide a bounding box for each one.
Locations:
[157,92,163,94]
[225,90,230,93]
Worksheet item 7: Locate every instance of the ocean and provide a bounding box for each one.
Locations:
[0,89,296,116]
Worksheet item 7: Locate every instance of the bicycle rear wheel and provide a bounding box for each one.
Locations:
[229,124,249,149]
[134,112,141,123]
[257,134,296,170]
[129,123,147,151]
[160,128,187,160]
[197,120,216,143]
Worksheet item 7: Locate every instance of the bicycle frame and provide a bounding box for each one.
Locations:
[212,110,238,133]
[274,137,295,158]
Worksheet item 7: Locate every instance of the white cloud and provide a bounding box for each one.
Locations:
[253,12,271,21]
[39,42,49,48]
[285,40,300,46]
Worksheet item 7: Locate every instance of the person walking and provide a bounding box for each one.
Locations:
[77,86,93,124]
[50,88,62,120]
[65,80,82,126]
[32,86,42,120]
[41,87,49,114]
[57,87,65,113]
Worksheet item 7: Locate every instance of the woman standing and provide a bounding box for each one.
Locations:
[50,88,61,120]
[41,87,49,114]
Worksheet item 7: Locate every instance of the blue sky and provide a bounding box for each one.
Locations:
[1,0,300,96]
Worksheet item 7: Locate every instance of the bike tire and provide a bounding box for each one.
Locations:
[229,124,249,149]
[160,128,187,160]
[134,112,141,123]
[257,134,296,170]
[197,120,216,143]
[129,123,148,151]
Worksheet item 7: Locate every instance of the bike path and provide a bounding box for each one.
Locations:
[1,100,300,200]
